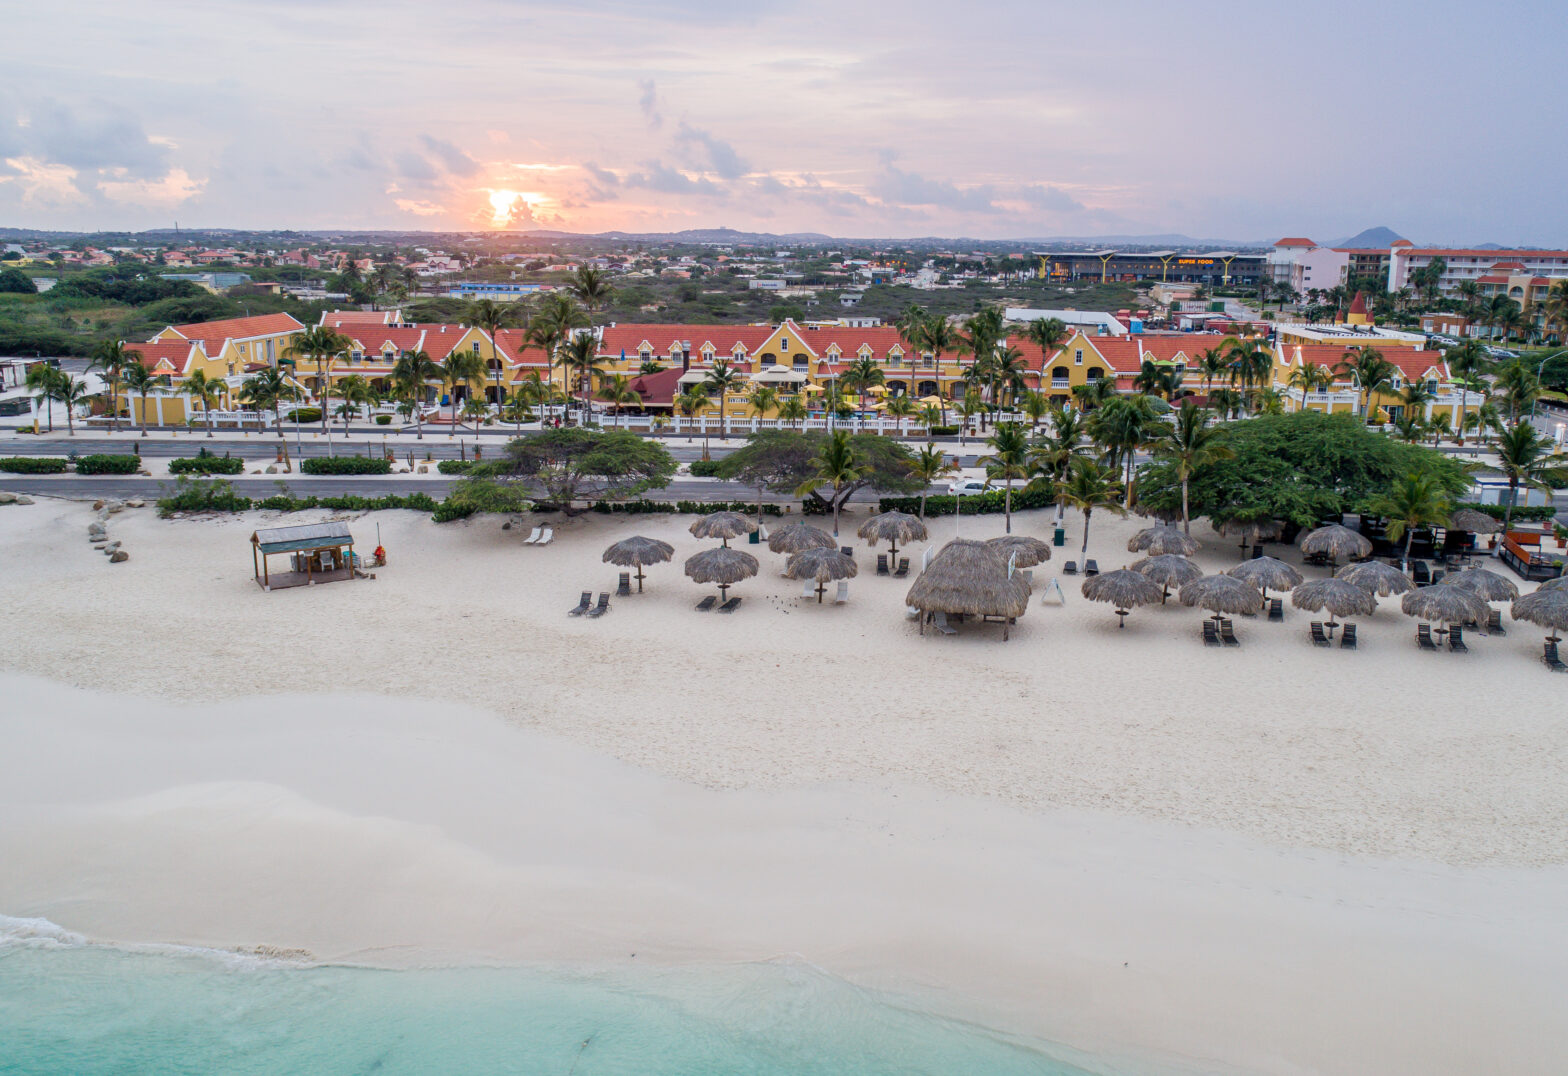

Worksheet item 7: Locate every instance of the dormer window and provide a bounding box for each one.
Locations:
[781,337,789,350]
[1074,349,1084,365]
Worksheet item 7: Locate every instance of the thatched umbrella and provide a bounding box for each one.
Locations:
[1447,508,1501,535]
[1215,511,1282,558]
[1439,567,1519,603]
[1291,578,1377,631]
[602,536,675,593]
[785,547,859,603]
[1539,575,1568,593]
[1510,589,1568,642]
[689,510,757,547]
[1179,574,1264,625]
[1401,584,1489,627]
[905,539,1030,640]
[683,547,759,600]
[768,522,835,555]
[857,511,928,562]
[986,534,1052,570]
[1130,554,1202,603]
[1336,560,1414,597]
[1226,555,1304,600]
[1128,524,1199,557]
[1298,524,1372,566]
[1082,568,1163,627]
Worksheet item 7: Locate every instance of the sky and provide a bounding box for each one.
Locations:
[4,0,1566,244]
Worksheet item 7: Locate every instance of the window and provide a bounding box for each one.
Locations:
[1074,349,1083,365]
[781,338,789,350]
[472,342,482,355]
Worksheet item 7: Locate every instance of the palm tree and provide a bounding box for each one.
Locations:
[596,373,641,426]
[1197,346,1229,398]
[1462,398,1503,445]
[392,349,442,438]
[1445,339,1489,443]
[991,344,1028,409]
[1493,422,1568,531]
[746,385,779,424]
[793,429,864,536]
[1054,456,1127,559]
[674,387,711,450]
[49,372,90,437]
[978,422,1030,532]
[1542,278,1568,343]
[883,393,916,433]
[1207,386,1243,420]
[180,369,223,438]
[1398,381,1436,426]
[777,395,807,431]
[1087,394,1160,507]
[121,361,161,438]
[913,313,959,409]
[25,362,60,431]
[1153,400,1233,535]
[840,356,884,429]
[285,325,350,441]
[558,332,604,425]
[1334,347,1396,420]
[910,443,957,521]
[88,339,134,432]
[702,358,745,441]
[569,265,614,312]
[465,297,524,408]
[530,293,590,401]
[1365,471,1453,570]
[1018,389,1050,431]
[1493,357,1540,420]
[1391,415,1425,443]
[1225,339,1273,406]
[1134,360,1180,399]
[336,374,374,430]
[1025,317,1069,366]
[445,351,488,432]
[240,367,289,436]
[957,387,985,446]
[1071,377,1117,412]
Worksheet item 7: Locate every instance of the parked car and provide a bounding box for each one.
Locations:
[948,479,991,496]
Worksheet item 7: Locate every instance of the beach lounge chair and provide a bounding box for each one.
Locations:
[1084,559,1100,576]
[1268,598,1283,622]
[876,554,889,576]
[1416,624,1437,651]
[524,527,543,545]
[1448,626,1468,653]
[802,579,816,599]
[840,546,854,559]
[719,596,742,613]
[535,527,553,546]
[695,596,717,611]
[1430,569,1445,584]
[1304,550,1329,566]
[1021,569,1034,586]
[933,611,958,635]
[1486,609,1505,635]
[1219,620,1240,646]
[616,572,631,597]
[1340,624,1358,650]
[567,591,592,616]
[1202,620,1220,646]
[1544,640,1567,672]
[1063,561,1078,575]
[834,581,850,604]
[1310,622,1331,647]
[1412,561,1430,585]
[586,592,610,618]
[894,557,910,577]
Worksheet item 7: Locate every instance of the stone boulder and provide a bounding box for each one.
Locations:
[0,492,18,505]
[109,550,129,563]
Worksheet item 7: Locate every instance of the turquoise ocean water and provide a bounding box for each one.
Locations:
[0,918,1101,1075]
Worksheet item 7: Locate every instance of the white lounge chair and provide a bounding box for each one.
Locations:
[535,527,553,546]
[801,579,816,598]
[523,526,543,545]
[933,611,958,635]
[834,581,850,604]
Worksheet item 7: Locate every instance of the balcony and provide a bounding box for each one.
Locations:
[1050,379,1070,389]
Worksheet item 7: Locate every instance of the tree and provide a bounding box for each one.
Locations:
[1133,360,1180,399]
[121,360,163,437]
[1198,346,1230,396]
[392,349,442,438]
[569,265,614,312]
[746,385,779,423]
[1055,456,1126,558]
[88,339,135,432]
[465,297,525,407]
[25,363,60,431]
[556,332,603,426]
[776,394,807,430]
[715,429,923,526]
[911,312,959,406]
[485,427,676,513]
[1087,394,1161,506]
[1334,347,1396,420]
[1153,401,1233,534]
[41,370,90,436]
[1071,377,1116,411]
[285,325,351,443]
[674,387,711,451]
[0,266,36,293]
[978,422,1030,532]
[910,442,958,520]
[702,358,745,441]
[1542,279,1568,343]
[840,356,885,429]
[1365,471,1453,570]
[1493,357,1540,420]
[181,369,223,438]
[1025,317,1069,364]
[1492,422,1568,531]
[336,374,375,429]
[530,293,590,400]
[444,350,488,433]
[239,366,290,437]
[1444,339,1489,444]
[596,373,641,425]
[793,430,867,536]
[1028,406,1086,522]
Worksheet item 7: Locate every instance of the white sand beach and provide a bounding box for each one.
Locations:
[3,496,1567,1074]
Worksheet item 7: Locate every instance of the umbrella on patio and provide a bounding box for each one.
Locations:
[601,536,675,593]
[1401,584,1489,626]
[905,539,1030,640]
[858,510,929,563]
[1510,589,1568,642]
[1439,567,1519,603]
[1179,574,1264,624]
[768,521,836,555]
[1226,556,1303,598]
[1130,554,1202,602]
[683,546,759,600]
[986,534,1052,569]
[1127,524,1198,557]
[1299,524,1372,565]
[1082,568,1163,627]
[1291,577,1377,630]
[1335,560,1414,597]
[785,547,859,603]
[1214,510,1281,558]
[1446,508,1501,535]
[689,510,757,547]
[1539,576,1568,593]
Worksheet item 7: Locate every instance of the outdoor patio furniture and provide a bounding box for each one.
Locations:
[834,580,850,604]
[1448,626,1468,653]
[1220,620,1240,646]
[933,611,958,635]
[1268,598,1284,621]
[524,527,543,545]
[1063,561,1078,575]
[719,596,742,613]
[1085,560,1099,576]
[1340,623,1358,649]
[616,572,631,597]
[586,592,610,618]
[695,596,717,611]
[1545,640,1567,672]
[1487,609,1505,635]
[1310,622,1331,647]
[876,554,889,575]
[567,591,591,616]
[895,557,910,577]
[1202,620,1220,646]
[1417,624,1437,650]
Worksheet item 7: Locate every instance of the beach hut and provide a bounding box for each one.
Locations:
[684,546,759,601]
[251,522,357,591]
[689,511,757,547]
[1130,554,1202,602]
[602,536,675,593]
[1291,578,1377,634]
[767,522,836,555]
[985,534,1052,570]
[1128,525,1198,557]
[1226,556,1303,600]
[858,511,929,563]
[1335,560,1414,597]
[1082,568,1163,627]
[905,539,1030,640]
[785,547,859,603]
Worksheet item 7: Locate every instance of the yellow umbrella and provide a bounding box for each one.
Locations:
[866,385,888,395]
[802,384,825,394]
[918,394,943,406]
[870,402,888,411]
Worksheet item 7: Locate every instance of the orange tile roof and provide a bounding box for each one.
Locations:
[169,312,304,342]
[1274,237,1316,247]
[1399,248,1568,259]
[320,310,396,330]
[1286,344,1447,383]
[125,340,201,378]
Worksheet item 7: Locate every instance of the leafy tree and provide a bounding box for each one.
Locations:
[485,428,676,513]
[714,429,923,525]
[0,267,36,293]
[1365,471,1453,569]
[1491,422,1568,531]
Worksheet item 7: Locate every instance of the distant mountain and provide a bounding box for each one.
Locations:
[1330,226,1408,249]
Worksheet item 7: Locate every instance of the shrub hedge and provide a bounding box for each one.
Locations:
[879,484,1050,517]
[75,454,141,475]
[0,457,68,474]
[169,456,245,475]
[437,460,477,475]
[687,459,723,477]
[157,478,440,518]
[284,408,322,423]
[588,498,784,516]
[1451,501,1558,522]
[374,415,393,425]
[299,456,392,475]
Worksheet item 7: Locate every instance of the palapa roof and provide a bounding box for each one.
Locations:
[1335,560,1414,596]
[1299,524,1372,561]
[1131,554,1203,589]
[1401,584,1489,624]
[602,536,675,567]
[251,521,354,555]
[1539,576,1568,593]
[904,539,1030,618]
[1082,568,1163,608]
[683,546,760,584]
[689,511,758,541]
[1291,578,1377,618]
[1438,567,1519,602]
[1447,508,1501,535]
[785,547,859,583]
[857,510,929,546]
[1226,556,1304,592]
[1510,589,1568,632]
[986,534,1052,568]
[1128,525,1199,557]
[1179,574,1264,615]
[768,522,836,555]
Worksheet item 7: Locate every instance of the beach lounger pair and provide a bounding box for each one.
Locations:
[569,592,610,617]
[695,595,741,612]
[524,526,553,546]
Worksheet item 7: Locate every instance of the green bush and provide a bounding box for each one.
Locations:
[926,425,959,436]
[687,459,723,477]
[879,485,1052,518]
[1451,501,1558,523]
[157,479,441,518]
[169,456,245,475]
[75,454,141,475]
[299,456,392,475]
[284,408,322,423]
[374,415,393,426]
[590,499,679,514]
[586,498,784,516]
[437,460,476,475]
[157,478,253,515]
[0,457,68,474]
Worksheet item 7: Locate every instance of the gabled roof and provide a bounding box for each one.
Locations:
[1274,237,1317,248]
[597,323,779,358]
[1284,344,1448,383]
[320,310,396,330]
[125,340,203,378]
[168,312,304,342]
[492,329,553,370]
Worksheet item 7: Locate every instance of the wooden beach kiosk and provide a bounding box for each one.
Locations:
[252,522,358,591]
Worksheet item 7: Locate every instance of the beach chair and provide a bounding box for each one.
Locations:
[1202,620,1220,647]
[876,554,889,576]
[719,596,742,613]
[1411,561,1430,585]
[758,525,769,541]
[933,611,958,635]
[1430,569,1445,584]
[1340,624,1358,650]
[1416,624,1437,651]
[1084,559,1099,577]
[695,595,717,611]
[1219,620,1240,646]
[905,604,921,620]
[894,557,910,577]
[536,527,553,546]
[524,526,543,545]
[1544,640,1567,672]
[840,546,854,559]
[1486,609,1505,635]
[1062,561,1078,575]
[1448,626,1468,653]
[567,591,592,616]
[834,581,850,604]
[586,592,610,618]
[1268,598,1283,622]
[801,579,816,599]
[616,572,631,597]
[1310,622,1331,647]
[1021,569,1034,586]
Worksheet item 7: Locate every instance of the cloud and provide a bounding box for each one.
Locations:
[23,98,168,176]
[582,161,620,187]
[622,161,723,197]
[0,156,87,208]
[637,79,663,129]
[419,135,480,177]
[395,198,446,216]
[674,122,749,179]
[97,166,204,206]
[872,161,998,213]
[395,151,439,183]
[1018,183,1085,213]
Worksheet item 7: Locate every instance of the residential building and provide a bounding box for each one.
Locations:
[1266,238,1351,294]
[1388,246,1568,295]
